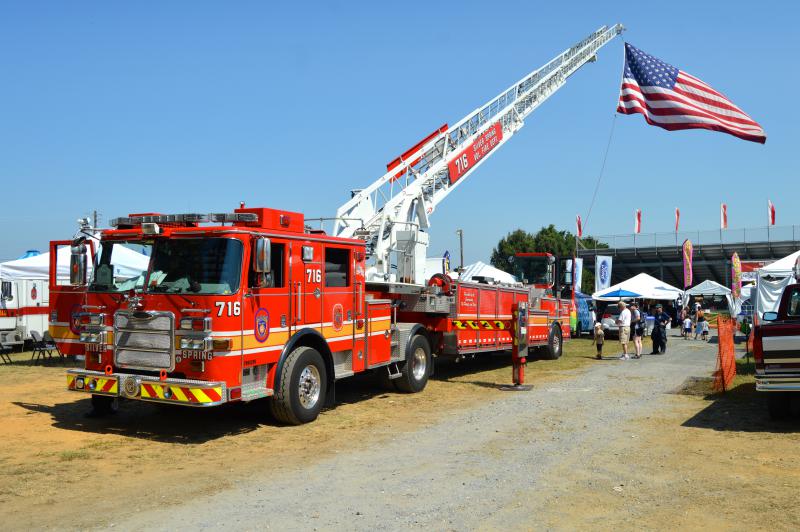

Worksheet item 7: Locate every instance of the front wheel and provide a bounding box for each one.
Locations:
[270,346,327,425]
[542,325,563,360]
[395,335,431,393]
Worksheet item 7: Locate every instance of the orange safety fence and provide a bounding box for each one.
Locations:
[713,315,737,392]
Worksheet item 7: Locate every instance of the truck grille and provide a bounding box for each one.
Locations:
[114,311,175,371]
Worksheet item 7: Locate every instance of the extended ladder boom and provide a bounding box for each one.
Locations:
[333,24,624,284]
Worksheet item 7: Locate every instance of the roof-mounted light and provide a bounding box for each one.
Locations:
[110,212,259,227]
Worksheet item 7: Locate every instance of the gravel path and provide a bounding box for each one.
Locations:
[116,332,717,531]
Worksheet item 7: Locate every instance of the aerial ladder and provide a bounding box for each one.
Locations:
[333,24,624,285]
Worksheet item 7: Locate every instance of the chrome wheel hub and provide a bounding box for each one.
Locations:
[411,347,427,380]
[298,365,321,409]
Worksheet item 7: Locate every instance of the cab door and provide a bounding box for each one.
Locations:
[321,245,358,370]
[293,241,323,332]
[243,239,290,361]
[48,240,91,356]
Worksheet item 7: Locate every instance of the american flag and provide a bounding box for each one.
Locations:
[617,43,766,144]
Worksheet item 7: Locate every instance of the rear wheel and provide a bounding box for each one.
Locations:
[90,395,119,415]
[542,325,563,360]
[270,346,327,425]
[395,335,431,393]
[767,393,792,420]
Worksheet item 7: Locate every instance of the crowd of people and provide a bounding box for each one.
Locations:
[592,300,710,360]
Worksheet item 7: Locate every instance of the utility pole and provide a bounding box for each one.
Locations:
[456,229,464,272]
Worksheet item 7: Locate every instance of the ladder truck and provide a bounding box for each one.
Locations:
[50,24,623,424]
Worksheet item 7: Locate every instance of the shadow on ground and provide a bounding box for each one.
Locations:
[680,380,800,433]
[12,353,521,442]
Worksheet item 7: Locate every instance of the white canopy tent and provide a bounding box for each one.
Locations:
[0,245,150,282]
[755,249,800,321]
[592,272,683,302]
[685,279,734,314]
[459,261,519,285]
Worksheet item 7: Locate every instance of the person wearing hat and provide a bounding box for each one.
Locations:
[650,303,671,354]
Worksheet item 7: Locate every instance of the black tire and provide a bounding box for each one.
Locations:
[542,325,563,360]
[394,335,431,393]
[767,393,792,421]
[270,346,327,425]
[91,394,119,415]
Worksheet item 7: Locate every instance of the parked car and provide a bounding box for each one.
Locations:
[600,305,621,337]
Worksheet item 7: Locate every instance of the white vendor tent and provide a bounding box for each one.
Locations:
[0,244,150,282]
[685,280,734,314]
[459,261,519,285]
[592,272,683,301]
[755,249,800,321]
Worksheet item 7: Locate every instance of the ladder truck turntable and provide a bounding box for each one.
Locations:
[51,25,623,424]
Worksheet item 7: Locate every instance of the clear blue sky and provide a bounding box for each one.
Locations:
[1,1,797,263]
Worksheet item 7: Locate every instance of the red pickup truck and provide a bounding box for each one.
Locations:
[753,282,800,419]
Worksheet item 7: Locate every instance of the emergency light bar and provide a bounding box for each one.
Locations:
[110,212,258,227]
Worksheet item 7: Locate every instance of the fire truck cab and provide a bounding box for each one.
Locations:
[52,207,413,425]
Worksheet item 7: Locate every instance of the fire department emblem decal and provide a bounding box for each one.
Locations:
[332,304,344,332]
[69,304,82,335]
[254,308,270,343]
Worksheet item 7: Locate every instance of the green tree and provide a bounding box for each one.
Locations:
[490,225,608,293]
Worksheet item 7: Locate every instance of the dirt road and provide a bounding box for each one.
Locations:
[3,333,799,530]
[116,333,800,531]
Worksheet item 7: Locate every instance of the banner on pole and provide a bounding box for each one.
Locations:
[731,252,742,299]
[675,207,680,232]
[682,239,693,288]
[595,255,612,292]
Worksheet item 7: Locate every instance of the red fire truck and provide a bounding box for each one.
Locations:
[50,25,623,424]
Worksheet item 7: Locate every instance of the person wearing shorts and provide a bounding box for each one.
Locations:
[615,300,631,359]
[630,302,644,358]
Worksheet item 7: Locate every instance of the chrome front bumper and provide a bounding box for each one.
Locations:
[66,369,227,407]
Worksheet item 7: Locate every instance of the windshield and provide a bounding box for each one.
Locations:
[513,256,552,286]
[146,238,243,295]
[90,241,152,292]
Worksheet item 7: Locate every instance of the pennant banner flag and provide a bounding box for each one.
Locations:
[634,209,642,234]
[768,200,776,226]
[720,203,728,229]
[675,207,680,232]
[576,215,583,237]
[595,255,613,293]
[617,43,766,144]
[731,252,742,299]
[682,239,694,288]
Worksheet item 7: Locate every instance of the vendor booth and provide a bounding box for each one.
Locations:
[754,249,800,321]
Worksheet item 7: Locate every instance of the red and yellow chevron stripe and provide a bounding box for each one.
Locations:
[67,374,118,394]
[139,382,223,404]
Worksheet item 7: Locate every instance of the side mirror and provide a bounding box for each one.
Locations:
[253,237,271,273]
[70,243,88,286]
[762,311,778,322]
[1,281,12,301]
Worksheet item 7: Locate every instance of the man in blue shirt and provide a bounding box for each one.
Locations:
[650,303,671,354]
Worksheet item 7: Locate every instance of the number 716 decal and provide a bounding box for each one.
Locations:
[215,301,241,317]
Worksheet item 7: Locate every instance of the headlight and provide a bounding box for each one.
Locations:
[180,317,211,331]
[180,337,211,351]
[80,332,104,344]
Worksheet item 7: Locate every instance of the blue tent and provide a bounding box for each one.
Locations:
[598,288,641,299]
